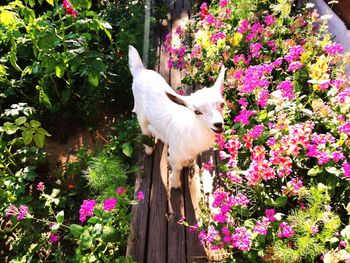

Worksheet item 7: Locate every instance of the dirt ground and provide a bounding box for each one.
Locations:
[44,111,117,173]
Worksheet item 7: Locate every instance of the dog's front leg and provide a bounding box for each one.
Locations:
[168,156,182,189]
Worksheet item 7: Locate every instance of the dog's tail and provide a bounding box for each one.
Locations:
[128,45,144,77]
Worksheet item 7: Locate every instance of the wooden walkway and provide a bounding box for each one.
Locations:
[126,1,219,262]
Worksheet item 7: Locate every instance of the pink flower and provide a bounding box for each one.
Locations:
[277,80,295,100]
[116,186,126,196]
[324,42,343,55]
[254,218,269,235]
[265,208,276,222]
[63,0,78,17]
[234,110,256,125]
[287,61,303,72]
[342,162,350,179]
[79,199,96,223]
[137,191,145,201]
[49,232,60,244]
[339,122,350,134]
[103,198,117,212]
[231,227,252,251]
[6,204,18,217]
[17,205,29,221]
[219,0,228,8]
[264,15,276,25]
[37,182,45,192]
[277,222,295,238]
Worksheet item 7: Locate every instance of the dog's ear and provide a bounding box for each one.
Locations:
[213,65,226,93]
[165,91,187,107]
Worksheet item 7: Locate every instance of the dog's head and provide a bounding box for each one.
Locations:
[166,66,226,134]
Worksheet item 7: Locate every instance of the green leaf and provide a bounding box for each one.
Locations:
[51,223,60,233]
[3,122,18,135]
[9,49,21,72]
[101,226,118,242]
[15,116,27,126]
[87,217,99,224]
[56,210,64,224]
[308,166,322,177]
[33,133,45,148]
[88,71,99,87]
[275,196,288,207]
[22,130,33,145]
[80,229,92,250]
[55,64,65,78]
[70,224,84,238]
[37,127,51,137]
[122,142,133,157]
[30,120,41,128]
[36,85,52,109]
[45,0,54,6]
[90,59,106,72]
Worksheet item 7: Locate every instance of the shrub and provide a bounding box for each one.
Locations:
[169,0,350,261]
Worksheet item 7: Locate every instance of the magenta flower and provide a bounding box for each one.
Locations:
[339,122,350,134]
[342,162,350,179]
[79,199,96,223]
[234,110,256,125]
[264,15,276,25]
[103,198,117,212]
[137,191,145,201]
[6,204,18,217]
[277,222,295,238]
[219,0,228,8]
[17,205,29,221]
[116,186,126,196]
[254,218,269,235]
[63,0,78,17]
[231,227,252,251]
[49,232,60,244]
[324,42,343,55]
[265,208,276,222]
[37,182,45,192]
[277,80,295,100]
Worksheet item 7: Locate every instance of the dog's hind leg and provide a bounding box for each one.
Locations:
[168,154,183,189]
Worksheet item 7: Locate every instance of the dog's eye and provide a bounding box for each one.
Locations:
[220,103,225,108]
[194,110,203,115]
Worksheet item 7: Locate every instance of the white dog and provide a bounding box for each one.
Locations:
[128,45,225,188]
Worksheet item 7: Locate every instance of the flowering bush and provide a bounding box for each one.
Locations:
[168,0,350,261]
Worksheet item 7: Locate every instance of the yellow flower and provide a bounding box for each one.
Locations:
[227,32,243,47]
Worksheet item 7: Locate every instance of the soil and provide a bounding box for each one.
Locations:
[326,0,350,29]
[44,110,121,174]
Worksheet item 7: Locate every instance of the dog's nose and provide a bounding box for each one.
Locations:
[213,122,223,129]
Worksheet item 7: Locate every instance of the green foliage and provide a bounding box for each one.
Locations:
[85,151,128,196]
[271,184,341,262]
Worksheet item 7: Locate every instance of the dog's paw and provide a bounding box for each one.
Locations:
[144,145,154,155]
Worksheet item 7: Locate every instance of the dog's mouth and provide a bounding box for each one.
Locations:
[211,128,224,134]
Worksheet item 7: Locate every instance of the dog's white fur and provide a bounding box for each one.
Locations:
[128,45,225,188]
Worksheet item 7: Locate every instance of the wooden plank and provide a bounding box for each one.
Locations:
[184,165,207,263]
[147,143,168,263]
[167,173,186,263]
[126,151,153,262]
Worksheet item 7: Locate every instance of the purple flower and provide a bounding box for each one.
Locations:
[287,61,303,72]
[264,15,276,25]
[265,208,276,222]
[17,205,29,221]
[277,222,295,238]
[79,199,96,223]
[234,110,256,125]
[116,186,126,196]
[284,45,304,63]
[6,204,18,217]
[103,198,117,212]
[219,0,228,8]
[238,97,248,107]
[250,43,263,58]
[37,182,45,192]
[277,80,295,100]
[254,218,269,235]
[231,227,252,251]
[324,43,344,55]
[339,122,350,134]
[49,232,60,244]
[342,162,350,179]
[137,191,145,201]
